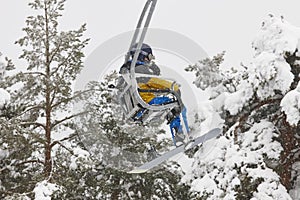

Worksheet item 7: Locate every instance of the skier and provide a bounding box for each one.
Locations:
[118,43,189,144]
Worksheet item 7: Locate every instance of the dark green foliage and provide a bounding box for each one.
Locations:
[233,165,264,200]
[0,118,43,199]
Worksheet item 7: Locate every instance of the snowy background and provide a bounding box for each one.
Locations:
[1,0,300,68]
[1,0,300,199]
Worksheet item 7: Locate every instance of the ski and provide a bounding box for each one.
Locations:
[128,128,222,174]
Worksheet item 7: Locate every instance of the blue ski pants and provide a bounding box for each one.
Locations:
[147,96,190,136]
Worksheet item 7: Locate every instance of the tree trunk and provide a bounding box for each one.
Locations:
[278,116,297,190]
[44,104,52,178]
[44,2,52,178]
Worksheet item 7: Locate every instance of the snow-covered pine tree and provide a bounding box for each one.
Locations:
[0,53,27,199]
[185,15,300,199]
[75,71,191,199]
[1,0,89,198]
[185,51,225,91]
[0,52,13,113]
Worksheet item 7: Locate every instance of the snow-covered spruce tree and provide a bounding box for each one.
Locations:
[0,54,23,175]
[2,0,89,198]
[185,51,224,91]
[0,54,38,199]
[185,15,300,199]
[0,52,13,114]
[74,72,191,199]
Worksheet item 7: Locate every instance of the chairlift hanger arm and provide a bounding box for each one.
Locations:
[125,0,152,62]
[127,0,157,79]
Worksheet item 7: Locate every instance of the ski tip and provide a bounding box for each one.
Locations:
[128,168,148,174]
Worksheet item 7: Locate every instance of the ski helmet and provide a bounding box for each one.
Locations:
[130,43,154,62]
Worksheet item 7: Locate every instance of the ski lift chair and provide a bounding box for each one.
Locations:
[117,72,184,125]
[116,0,188,135]
[116,0,189,143]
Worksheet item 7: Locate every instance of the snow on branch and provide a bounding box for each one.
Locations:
[281,83,300,125]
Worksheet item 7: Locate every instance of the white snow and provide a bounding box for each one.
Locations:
[250,16,300,99]
[224,85,253,115]
[0,88,10,108]
[185,15,300,199]
[0,54,6,77]
[0,54,10,107]
[281,83,300,125]
[290,162,300,199]
[224,15,300,115]
[250,52,293,99]
[190,174,221,197]
[33,180,60,200]
[253,15,300,56]
[0,148,9,160]
[253,182,291,200]
[186,119,288,199]
[69,147,90,170]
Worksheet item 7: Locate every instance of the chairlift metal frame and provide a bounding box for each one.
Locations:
[118,0,186,128]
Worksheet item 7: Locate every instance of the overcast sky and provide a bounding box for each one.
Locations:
[1,0,300,67]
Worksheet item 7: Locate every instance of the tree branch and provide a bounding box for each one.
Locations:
[23,71,47,77]
[50,111,87,129]
[53,140,74,155]
[50,51,73,76]
[0,159,44,173]
[232,97,282,140]
[50,89,93,110]
[20,122,46,130]
[15,104,45,118]
[50,133,77,148]
[49,40,62,64]
[16,159,44,166]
